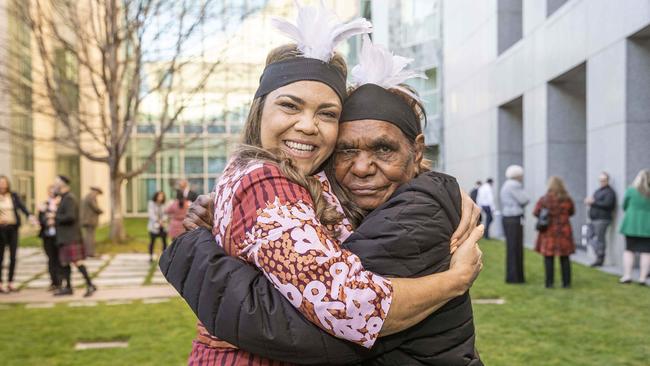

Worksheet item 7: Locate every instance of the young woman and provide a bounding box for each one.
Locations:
[533,176,576,288]
[165,190,188,240]
[162,5,483,365]
[0,175,34,293]
[619,169,650,285]
[147,191,168,262]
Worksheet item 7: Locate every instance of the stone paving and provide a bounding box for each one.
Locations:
[0,248,178,305]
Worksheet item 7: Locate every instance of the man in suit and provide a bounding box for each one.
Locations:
[80,186,103,257]
[178,179,198,202]
[53,175,96,297]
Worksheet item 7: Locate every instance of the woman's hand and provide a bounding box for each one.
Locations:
[449,225,484,293]
[183,193,215,231]
[450,190,481,254]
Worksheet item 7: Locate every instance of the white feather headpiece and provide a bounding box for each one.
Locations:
[351,35,426,101]
[271,0,373,62]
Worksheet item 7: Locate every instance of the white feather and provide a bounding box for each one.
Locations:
[351,35,426,101]
[270,0,373,62]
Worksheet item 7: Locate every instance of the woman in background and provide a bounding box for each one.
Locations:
[147,191,168,262]
[619,169,650,285]
[533,176,575,288]
[0,175,34,293]
[164,190,187,241]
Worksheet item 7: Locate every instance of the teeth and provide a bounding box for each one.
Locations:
[285,141,315,152]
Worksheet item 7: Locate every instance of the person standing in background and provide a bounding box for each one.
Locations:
[53,175,97,297]
[164,190,188,240]
[534,176,576,289]
[585,172,617,267]
[0,175,35,293]
[619,169,650,285]
[470,181,482,203]
[38,185,62,291]
[500,165,529,284]
[476,178,495,239]
[147,191,168,262]
[178,179,198,202]
[80,187,103,258]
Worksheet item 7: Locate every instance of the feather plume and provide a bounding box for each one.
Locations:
[270,0,372,62]
[351,35,426,101]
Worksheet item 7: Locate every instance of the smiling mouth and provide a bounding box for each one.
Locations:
[283,140,316,155]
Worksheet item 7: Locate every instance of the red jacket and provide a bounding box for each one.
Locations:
[533,193,576,256]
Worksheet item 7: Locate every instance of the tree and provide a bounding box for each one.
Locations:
[0,0,259,242]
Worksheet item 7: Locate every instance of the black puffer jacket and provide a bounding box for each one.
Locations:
[160,171,481,365]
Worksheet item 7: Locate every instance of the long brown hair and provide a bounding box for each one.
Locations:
[547,176,570,200]
[235,44,347,227]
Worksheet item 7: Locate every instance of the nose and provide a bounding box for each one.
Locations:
[293,114,319,136]
[350,152,376,178]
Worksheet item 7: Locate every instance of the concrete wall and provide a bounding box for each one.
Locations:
[443,0,650,267]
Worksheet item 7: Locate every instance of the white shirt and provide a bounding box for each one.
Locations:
[476,183,495,209]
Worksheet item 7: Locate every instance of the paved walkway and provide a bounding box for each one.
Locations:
[0,248,178,304]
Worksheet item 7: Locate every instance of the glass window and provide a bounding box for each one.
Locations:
[184,157,204,174]
[207,124,226,134]
[137,178,158,213]
[137,124,155,134]
[184,124,203,134]
[208,157,226,174]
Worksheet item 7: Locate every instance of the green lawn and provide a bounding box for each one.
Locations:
[2,239,648,365]
[20,218,152,254]
[472,240,650,366]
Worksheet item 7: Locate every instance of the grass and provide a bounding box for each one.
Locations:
[1,239,648,365]
[0,299,196,366]
[472,240,650,366]
[20,218,153,254]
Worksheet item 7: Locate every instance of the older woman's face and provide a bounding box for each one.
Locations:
[260,81,341,175]
[334,120,422,210]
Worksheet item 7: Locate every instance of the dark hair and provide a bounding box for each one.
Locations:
[487,178,494,184]
[176,189,185,209]
[0,175,11,193]
[476,180,482,185]
[151,191,166,204]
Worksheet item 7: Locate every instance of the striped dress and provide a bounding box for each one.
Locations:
[188,159,393,365]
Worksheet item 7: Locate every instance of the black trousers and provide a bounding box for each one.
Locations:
[544,256,571,287]
[0,225,19,283]
[42,236,61,286]
[503,216,525,283]
[481,206,493,238]
[149,230,168,257]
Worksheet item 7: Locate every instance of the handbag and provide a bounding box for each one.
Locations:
[536,198,550,232]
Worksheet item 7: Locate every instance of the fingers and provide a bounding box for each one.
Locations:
[464,225,485,246]
[451,190,473,246]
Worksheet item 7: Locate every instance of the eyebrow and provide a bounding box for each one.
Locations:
[336,141,358,150]
[276,94,340,110]
[368,136,401,150]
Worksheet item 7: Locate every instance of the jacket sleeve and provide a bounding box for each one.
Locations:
[89,198,103,214]
[55,197,77,225]
[533,198,543,217]
[513,186,530,206]
[159,228,378,365]
[13,193,31,217]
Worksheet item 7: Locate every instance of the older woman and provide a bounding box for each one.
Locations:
[619,169,650,285]
[163,32,484,365]
[500,165,529,284]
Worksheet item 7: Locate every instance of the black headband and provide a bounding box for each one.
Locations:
[254,58,347,102]
[340,84,421,140]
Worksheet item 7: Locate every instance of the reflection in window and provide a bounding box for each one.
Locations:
[184,124,203,134]
[137,124,155,134]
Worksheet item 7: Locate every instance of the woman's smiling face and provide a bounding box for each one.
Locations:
[260,80,342,175]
